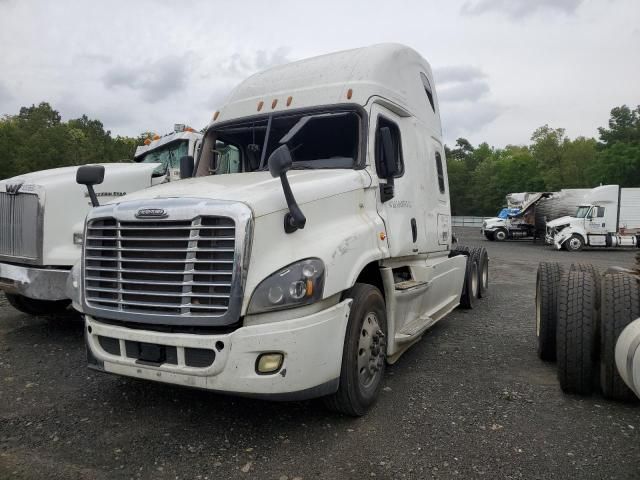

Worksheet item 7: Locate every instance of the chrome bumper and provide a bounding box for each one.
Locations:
[0,262,70,300]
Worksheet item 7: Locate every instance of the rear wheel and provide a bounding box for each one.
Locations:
[324,283,387,416]
[5,293,71,316]
[494,228,508,242]
[536,262,564,361]
[556,271,597,395]
[600,273,639,401]
[460,255,479,309]
[470,247,489,298]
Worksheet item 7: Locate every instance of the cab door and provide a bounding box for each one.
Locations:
[370,103,426,257]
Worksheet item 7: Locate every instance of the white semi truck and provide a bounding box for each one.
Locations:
[482,192,548,241]
[0,126,202,315]
[71,44,489,415]
[545,185,640,251]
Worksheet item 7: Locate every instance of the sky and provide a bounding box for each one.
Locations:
[0,0,638,147]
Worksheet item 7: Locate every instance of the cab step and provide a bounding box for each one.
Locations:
[395,313,436,343]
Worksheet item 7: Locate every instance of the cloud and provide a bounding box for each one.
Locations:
[435,65,486,85]
[0,81,13,105]
[461,0,583,19]
[439,80,490,103]
[441,101,505,141]
[103,55,191,103]
[219,47,292,78]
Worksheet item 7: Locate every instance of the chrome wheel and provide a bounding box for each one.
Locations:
[495,230,507,241]
[357,312,386,389]
[482,260,489,290]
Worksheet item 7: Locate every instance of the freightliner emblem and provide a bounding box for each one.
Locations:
[5,181,24,195]
[136,208,168,218]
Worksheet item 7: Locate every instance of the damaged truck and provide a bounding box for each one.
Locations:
[0,125,202,315]
[71,44,489,415]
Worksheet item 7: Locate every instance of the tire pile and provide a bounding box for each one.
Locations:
[534,189,590,235]
[536,261,640,401]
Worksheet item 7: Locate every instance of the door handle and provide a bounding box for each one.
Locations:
[411,218,418,243]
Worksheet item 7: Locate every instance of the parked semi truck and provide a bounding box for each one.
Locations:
[71,44,489,415]
[536,257,640,401]
[545,185,640,251]
[0,126,202,315]
[482,192,549,241]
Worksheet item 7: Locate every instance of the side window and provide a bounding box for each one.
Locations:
[420,72,436,113]
[374,116,404,178]
[596,206,605,217]
[435,151,446,194]
[214,141,241,174]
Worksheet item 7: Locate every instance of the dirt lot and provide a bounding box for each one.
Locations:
[1,228,639,479]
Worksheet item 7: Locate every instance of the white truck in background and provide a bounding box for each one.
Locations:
[0,126,202,315]
[72,44,489,416]
[545,185,640,251]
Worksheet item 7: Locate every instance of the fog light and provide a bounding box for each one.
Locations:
[256,353,284,374]
[73,232,84,245]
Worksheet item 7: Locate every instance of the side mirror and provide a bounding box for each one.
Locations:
[76,165,105,207]
[267,145,306,233]
[379,126,397,202]
[380,127,399,178]
[180,155,194,179]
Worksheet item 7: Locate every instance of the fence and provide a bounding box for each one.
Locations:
[451,216,490,227]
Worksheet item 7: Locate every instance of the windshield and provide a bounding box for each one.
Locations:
[196,109,361,177]
[575,206,591,218]
[138,140,189,175]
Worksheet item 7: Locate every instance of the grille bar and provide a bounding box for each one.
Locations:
[84,215,236,318]
[0,192,40,260]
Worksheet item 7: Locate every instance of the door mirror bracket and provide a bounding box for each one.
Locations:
[267,144,306,233]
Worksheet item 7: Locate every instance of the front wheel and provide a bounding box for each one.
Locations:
[5,293,71,316]
[565,234,584,252]
[494,228,508,242]
[324,283,387,416]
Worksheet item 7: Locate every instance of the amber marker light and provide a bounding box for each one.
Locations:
[379,232,386,240]
[153,134,161,140]
[144,138,151,145]
[257,101,264,111]
[213,111,220,121]
[347,88,353,99]
[271,99,278,109]
[286,96,293,106]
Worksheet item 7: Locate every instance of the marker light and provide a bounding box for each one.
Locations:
[286,96,293,107]
[347,88,353,99]
[213,111,220,121]
[271,99,278,109]
[256,353,284,374]
[144,138,152,145]
[257,101,264,111]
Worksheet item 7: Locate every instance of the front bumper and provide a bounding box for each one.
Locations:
[0,262,70,300]
[85,299,352,400]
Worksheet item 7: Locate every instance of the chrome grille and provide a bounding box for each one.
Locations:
[0,192,40,260]
[84,216,236,317]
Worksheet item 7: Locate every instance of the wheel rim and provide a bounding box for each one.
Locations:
[568,237,581,250]
[471,262,479,298]
[496,231,506,241]
[482,260,489,289]
[357,312,386,389]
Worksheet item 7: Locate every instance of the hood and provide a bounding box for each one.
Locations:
[546,216,574,228]
[110,169,372,217]
[0,163,160,191]
[484,217,504,224]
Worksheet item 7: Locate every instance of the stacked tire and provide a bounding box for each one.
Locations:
[535,261,640,401]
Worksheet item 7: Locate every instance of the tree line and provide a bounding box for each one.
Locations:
[1,102,638,216]
[446,105,640,215]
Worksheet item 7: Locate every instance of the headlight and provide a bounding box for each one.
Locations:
[247,258,325,314]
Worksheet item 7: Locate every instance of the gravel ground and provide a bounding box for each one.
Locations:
[1,228,639,479]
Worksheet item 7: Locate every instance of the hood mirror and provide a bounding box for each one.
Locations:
[267,144,306,233]
[76,165,105,207]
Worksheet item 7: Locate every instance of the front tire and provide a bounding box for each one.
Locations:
[5,293,71,316]
[494,228,508,242]
[565,234,584,252]
[324,283,387,416]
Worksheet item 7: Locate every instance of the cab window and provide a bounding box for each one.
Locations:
[374,116,404,178]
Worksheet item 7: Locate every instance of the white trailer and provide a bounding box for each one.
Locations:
[545,185,640,251]
[71,44,489,415]
[0,127,202,315]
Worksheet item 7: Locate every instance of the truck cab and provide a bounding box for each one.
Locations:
[546,185,640,251]
[0,127,202,315]
[75,44,477,415]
